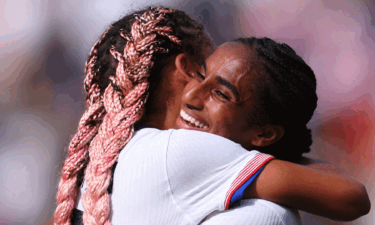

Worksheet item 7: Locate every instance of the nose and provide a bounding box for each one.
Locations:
[181,79,205,111]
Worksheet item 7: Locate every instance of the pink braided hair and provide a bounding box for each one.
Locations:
[54,28,110,225]
[54,7,181,225]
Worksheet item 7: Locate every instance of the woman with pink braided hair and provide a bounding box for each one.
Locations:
[54,7,214,225]
[53,6,369,225]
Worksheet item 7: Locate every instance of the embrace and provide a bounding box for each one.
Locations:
[52,7,370,225]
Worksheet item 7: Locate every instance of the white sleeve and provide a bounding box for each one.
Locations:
[201,199,302,225]
[166,129,274,223]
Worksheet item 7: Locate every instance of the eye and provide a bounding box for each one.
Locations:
[196,71,205,81]
[214,90,230,100]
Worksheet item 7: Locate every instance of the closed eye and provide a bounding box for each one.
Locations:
[196,71,205,81]
[214,90,230,100]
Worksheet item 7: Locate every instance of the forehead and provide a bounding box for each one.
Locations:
[207,42,249,69]
[215,42,250,58]
[205,42,259,101]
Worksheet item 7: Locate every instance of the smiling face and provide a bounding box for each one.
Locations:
[175,42,264,149]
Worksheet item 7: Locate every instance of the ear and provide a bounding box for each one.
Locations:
[250,124,285,147]
[174,53,197,85]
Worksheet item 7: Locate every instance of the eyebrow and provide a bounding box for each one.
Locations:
[216,76,240,100]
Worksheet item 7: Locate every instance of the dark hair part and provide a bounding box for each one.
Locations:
[234,37,318,162]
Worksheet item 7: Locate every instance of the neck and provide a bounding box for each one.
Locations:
[138,113,166,130]
[138,100,180,130]
[138,64,182,130]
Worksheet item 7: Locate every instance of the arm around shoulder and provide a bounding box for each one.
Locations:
[244,159,371,221]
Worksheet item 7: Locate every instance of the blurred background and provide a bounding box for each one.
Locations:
[1,0,374,224]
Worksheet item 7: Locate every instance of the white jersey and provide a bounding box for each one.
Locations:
[202,199,301,225]
[76,128,274,224]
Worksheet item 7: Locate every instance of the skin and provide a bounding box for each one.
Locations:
[139,49,214,130]
[45,42,369,225]
[150,42,370,221]
[176,42,283,150]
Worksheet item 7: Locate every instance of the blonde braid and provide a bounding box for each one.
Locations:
[82,8,181,225]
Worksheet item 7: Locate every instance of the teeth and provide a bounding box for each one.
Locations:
[180,109,207,129]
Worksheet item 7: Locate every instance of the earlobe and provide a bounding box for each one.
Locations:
[251,125,285,147]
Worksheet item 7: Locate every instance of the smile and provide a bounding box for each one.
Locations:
[180,109,208,129]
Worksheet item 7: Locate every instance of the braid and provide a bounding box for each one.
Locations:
[234,37,318,162]
[54,6,213,225]
[54,28,111,225]
[83,8,182,225]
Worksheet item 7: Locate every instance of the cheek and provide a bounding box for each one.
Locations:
[173,82,187,101]
[212,108,240,135]
[182,80,195,93]
[223,111,249,137]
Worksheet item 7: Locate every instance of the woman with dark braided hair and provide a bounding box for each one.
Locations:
[53,6,369,225]
[176,38,369,223]
[178,38,370,223]
[231,37,319,163]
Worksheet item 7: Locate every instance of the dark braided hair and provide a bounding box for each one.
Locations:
[234,37,318,162]
[54,7,214,225]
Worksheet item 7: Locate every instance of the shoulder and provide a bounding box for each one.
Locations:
[167,129,263,175]
[168,129,253,158]
[117,127,173,163]
[123,127,173,149]
[169,129,239,145]
[132,127,171,141]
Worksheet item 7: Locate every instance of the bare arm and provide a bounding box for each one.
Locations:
[244,159,371,221]
[297,156,348,174]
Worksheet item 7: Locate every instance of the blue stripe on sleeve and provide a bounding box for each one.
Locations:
[229,165,266,208]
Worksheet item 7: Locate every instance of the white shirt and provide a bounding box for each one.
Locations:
[110,128,273,224]
[202,199,301,225]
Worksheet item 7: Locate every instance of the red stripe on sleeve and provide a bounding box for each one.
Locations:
[224,153,274,209]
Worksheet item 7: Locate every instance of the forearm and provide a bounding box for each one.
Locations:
[245,159,371,221]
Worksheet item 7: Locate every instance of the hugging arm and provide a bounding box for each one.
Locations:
[244,159,371,221]
[297,156,349,174]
